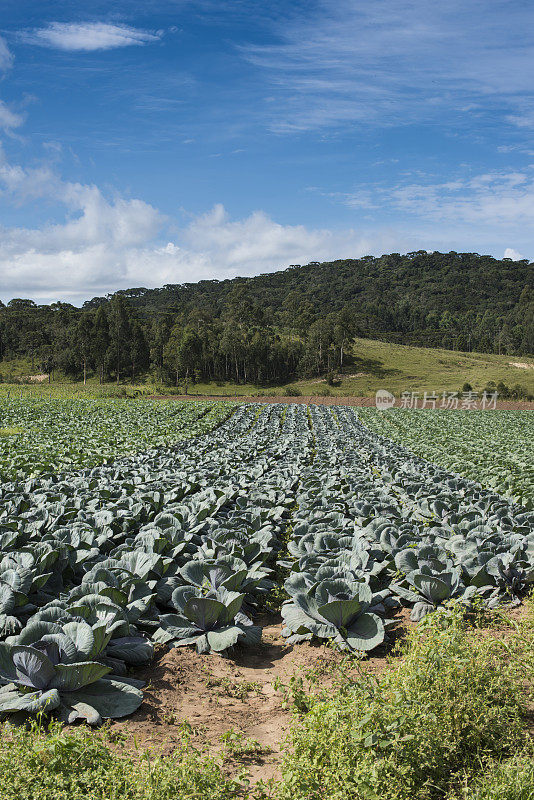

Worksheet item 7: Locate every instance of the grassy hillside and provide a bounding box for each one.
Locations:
[305,337,534,396]
[1,337,532,398]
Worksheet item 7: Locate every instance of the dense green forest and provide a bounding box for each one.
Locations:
[1,251,532,385]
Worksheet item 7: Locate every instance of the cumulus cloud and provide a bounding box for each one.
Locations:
[504,247,527,260]
[0,154,415,304]
[183,204,335,266]
[21,22,161,52]
[0,204,404,304]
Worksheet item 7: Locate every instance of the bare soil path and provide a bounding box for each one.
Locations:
[109,605,531,784]
[110,613,409,783]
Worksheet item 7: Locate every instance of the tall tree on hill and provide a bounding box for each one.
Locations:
[219,322,246,383]
[39,345,55,383]
[76,313,94,385]
[12,301,46,373]
[333,308,357,369]
[163,324,182,386]
[518,286,534,354]
[163,325,202,392]
[130,321,150,381]
[108,295,132,383]
[92,306,110,384]
[149,314,173,382]
[177,326,202,393]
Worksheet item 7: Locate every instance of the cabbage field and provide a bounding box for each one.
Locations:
[358,408,534,507]
[0,401,532,727]
[0,399,233,480]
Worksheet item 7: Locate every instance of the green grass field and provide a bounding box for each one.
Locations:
[1,337,533,398]
[295,337,534,397]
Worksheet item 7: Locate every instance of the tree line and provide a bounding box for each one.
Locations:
[1,251,532,385]
[0,290,357,386]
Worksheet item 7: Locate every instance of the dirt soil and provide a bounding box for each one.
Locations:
[110,613,408,783]
[150,394,534,411]
[108,605,533,785]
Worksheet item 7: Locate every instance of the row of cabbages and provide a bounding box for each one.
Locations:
[280,405,534,651]
[0,405,305,723]
[0,403,532,724]
[0,398,232,481]
[357,408,533,507]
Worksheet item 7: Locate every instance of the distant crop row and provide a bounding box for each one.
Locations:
[0,403,532,726]
[0,399,232,481]
[358,408,533,507]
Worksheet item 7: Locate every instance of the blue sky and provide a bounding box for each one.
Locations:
[1,0,533,303]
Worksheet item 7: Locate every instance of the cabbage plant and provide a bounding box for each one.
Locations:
[0,579,24,638]
[153,586,261,654]
[485,552,534,600]
[391,569,478,621]
[281,579,385,651]
[16,601,154,673]
[0,620,143,724]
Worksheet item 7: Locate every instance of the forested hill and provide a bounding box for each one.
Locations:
[1,251,533,386]
[85,250,533,351]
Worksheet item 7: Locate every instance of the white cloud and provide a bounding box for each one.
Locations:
[341,171,534,232]
[0,149,57,198]
[184,204,333,266]
[0,204,406,304]
[0,38,20,134]
[0,37,13,72]
[22,22,161,52]
[504,247,527,261]
[0,154,415,303]
[242,0,534,132]
[0,101,24,133]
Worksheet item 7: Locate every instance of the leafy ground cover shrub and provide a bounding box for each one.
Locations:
[449,751,534,800]
[277,604,533,800]
[0,721,246,800]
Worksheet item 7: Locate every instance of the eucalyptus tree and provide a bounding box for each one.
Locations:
[107,295,131,383]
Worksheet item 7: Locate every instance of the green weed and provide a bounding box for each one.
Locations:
[277,606,532,800]
[220,728,273,762]
[0,720,244,800]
